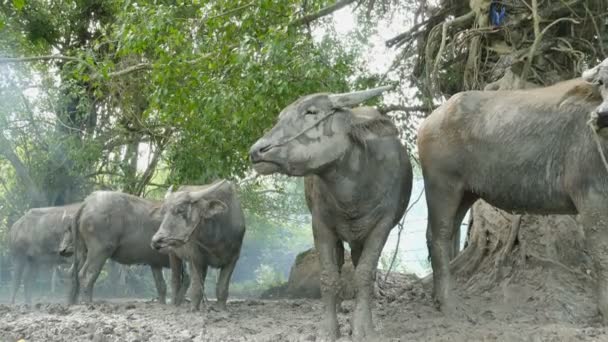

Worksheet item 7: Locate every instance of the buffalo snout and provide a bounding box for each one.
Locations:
[597,104,608,128]
[151,237,165,251]
[249,142,273,163]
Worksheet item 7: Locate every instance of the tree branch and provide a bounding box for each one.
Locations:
[133,130,173,196]
[289,0,356,26]
[0,55,89,65]
[0,54,148,78]
[0,53,218,79]
[385,19,431,48]
[0,133,46,205]
[520,17,580,80]
[202,2,255,23]
[106,63,152,77]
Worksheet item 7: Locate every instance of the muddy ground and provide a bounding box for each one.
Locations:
[2,270,608,342]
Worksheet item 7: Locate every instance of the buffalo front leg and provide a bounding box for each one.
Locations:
[216,257,238,311]
[189,260,208,311]
[170,254,188,306]
[10,257,25,304]
[151,266,167,304]
[351,223,391,341]
[313,217,340,341]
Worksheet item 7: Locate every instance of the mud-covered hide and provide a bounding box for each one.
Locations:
[285,248,355,300]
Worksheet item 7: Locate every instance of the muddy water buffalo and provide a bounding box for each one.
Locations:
[61,191,187,305]
[151,180,246,311]
[249,87,412,341]
[418,59,608,321]
[9,203,80,304]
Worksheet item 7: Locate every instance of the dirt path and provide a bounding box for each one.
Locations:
[2,276,608,342]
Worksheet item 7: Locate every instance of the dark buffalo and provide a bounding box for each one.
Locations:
[418,58,608,322]
[60,191,188,305]
[9,203,80,304]
[151,180,246,311]
[249,86,412,340]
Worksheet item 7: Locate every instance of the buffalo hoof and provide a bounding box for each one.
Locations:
[210,302,227,312]
[352,329,378,342]
[318,326,339,342]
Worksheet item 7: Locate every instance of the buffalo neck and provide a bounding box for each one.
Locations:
[315,136,396,213]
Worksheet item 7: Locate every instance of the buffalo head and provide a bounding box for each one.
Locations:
[249,86,392,176]
[151,182,228,251]
[583,58,608,128]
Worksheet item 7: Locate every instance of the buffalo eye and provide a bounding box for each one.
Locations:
[175,205,186,216]
[304,107,318,116]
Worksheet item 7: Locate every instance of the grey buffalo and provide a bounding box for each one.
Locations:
[249,86,412,340]
[9,203,80,304]
[60,191,188,305]
[151,180,246,311]
[418,58,608,322]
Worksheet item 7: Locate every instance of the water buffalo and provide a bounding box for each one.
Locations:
[249,86,412,340]
[151,180,246,311]
[60,191,188,305]
[9,203,80,304]
[418,59,608,321]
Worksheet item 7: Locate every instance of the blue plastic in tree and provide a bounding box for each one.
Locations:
[490,1,507,27]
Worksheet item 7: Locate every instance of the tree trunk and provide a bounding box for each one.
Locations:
[419,202,597,327]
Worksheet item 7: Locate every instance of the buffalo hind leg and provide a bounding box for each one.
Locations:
[351,222,391,341]
[426,180,466,314]
[151,266,167,304]
[576,197,608,324]
[427,199,473,263]
[450,199,475,261]
[215,257,238,311]
[10,257,25,304]
[451,224,461,260]
[80,250,110,303]
[189,260,208,311]
[313,217,340,341]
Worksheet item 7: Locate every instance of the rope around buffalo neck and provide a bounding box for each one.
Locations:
[587,115,608,176]
[273,109,337,147]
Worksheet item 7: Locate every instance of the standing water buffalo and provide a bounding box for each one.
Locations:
[418,58,608,322]
[249,86,412,340]
[60,191,187,305]
[151,180,246,311]
[9,203,80,304]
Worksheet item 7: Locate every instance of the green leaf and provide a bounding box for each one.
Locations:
[12,0,25,10]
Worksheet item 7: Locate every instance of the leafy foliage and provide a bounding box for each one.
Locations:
[0,0,374,294]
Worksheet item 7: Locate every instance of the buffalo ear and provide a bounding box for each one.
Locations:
[202,199,227,218]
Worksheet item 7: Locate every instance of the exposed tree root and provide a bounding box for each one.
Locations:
[494,215,521,281]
